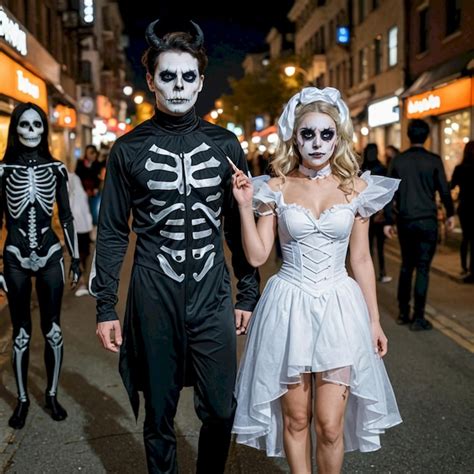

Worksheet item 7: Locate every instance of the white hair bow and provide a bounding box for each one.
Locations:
[278,87,350,141]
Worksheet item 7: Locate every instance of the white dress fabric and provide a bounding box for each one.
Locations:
[233,171,402,457]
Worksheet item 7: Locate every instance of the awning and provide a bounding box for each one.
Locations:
[402,50,474,98]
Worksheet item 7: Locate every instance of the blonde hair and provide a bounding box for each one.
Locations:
[271,101,360,192]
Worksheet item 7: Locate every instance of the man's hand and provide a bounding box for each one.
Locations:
[96,320,123,353]
[0,273,8,293]
[446,216,455,232]
[235,309,252,336]
[383,225,396,239]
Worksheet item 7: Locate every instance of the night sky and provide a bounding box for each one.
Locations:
[117,0,294,115]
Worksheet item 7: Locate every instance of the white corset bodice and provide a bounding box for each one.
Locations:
[277,205,354,294]
[252,172,400,295]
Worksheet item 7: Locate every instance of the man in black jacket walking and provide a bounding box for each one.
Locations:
[90,21,259,473]
[384,119,454,331]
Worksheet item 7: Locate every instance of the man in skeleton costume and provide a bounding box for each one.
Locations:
[0,102,81,429]
[91,21,259,473]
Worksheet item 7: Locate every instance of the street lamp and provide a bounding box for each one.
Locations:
[123,85,133,96]
[284,65,310,83]
[133,93,144,105]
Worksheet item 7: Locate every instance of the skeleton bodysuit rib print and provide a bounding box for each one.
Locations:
[0,102,81,430]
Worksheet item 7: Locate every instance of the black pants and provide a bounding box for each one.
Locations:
[124,265,236,474]
[369,220,387,278]
[4,252,65,402]
[458,210,474,273]
[396,218,437,318]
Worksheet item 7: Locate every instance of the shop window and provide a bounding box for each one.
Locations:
[348,57,354,88]
[419,7,429,53]
[446,0,461,36]
[359,48,368,82]
[358,0,365,24]
[373,36,382,75]
[388,26,398,67]
[321,25,326,53]
[441,110,471,179]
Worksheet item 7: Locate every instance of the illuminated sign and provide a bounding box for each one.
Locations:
[52,104,77,129]
[336,26,350,45]
[255,116,264,131]
[0,7,27,56]
[0,51,47,111]
[407,94,440,115]
[368,96,399,127]
[406,78,473,118]
[96,95,113,119]
[80,0,95,25]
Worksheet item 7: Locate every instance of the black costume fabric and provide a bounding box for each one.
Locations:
[0,148,79,404]
[91,108,259,472]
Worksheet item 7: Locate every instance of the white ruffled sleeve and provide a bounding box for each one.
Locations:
[252,175,278,217]
[355,171,400,218]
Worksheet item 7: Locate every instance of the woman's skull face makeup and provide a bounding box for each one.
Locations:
[296,112,337,168]
[16,109,44,148]
[147,51,203,116]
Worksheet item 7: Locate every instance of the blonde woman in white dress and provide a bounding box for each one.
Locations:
[231,87,402,473]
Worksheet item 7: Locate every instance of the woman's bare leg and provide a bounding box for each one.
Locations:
[281,373,312,474]
[314,373,349,474]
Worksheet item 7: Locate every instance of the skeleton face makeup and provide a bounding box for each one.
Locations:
[147,51,203,116]
[296,112,337,168]
[17,109,44,148]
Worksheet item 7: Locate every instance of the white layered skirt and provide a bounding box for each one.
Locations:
[232,273,402,457]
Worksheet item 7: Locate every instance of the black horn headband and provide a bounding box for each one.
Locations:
[145,20,204,49]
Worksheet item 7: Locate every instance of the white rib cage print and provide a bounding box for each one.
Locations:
[145,142,222,282]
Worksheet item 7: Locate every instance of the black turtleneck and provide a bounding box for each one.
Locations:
[152,108,200,134]
[92,108,260,323]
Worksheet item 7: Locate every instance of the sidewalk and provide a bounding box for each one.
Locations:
[384,238,474,353]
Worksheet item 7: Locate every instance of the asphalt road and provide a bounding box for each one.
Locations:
[0,244,473,473]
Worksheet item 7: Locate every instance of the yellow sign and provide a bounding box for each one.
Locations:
[406,77,473,119]
[0,51,47,112]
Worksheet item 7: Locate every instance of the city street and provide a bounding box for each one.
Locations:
[0,240,473,473]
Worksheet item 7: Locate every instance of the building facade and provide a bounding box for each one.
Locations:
[288,0,406,156]
[0,0,128,166]
[403,0,474,178]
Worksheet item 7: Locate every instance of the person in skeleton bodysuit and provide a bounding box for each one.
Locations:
[90,21,259,473]
[0,102,81,430]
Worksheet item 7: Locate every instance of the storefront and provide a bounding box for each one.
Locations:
[0,5,81,166]
[404,77,473,179]
[367,95,401,162]
[0,50,48,157]
[50,104,78,166]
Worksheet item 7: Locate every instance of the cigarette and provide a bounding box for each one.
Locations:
[226,156,240,173]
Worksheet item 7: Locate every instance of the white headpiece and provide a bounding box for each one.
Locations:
[278,87,350,141]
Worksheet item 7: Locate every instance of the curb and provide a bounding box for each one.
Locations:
[425,304,474,354]
[384,246,474,353]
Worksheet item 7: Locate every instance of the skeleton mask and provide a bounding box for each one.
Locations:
[17,109,44,148]
[147,51,203,116]
[296,112,337,168]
